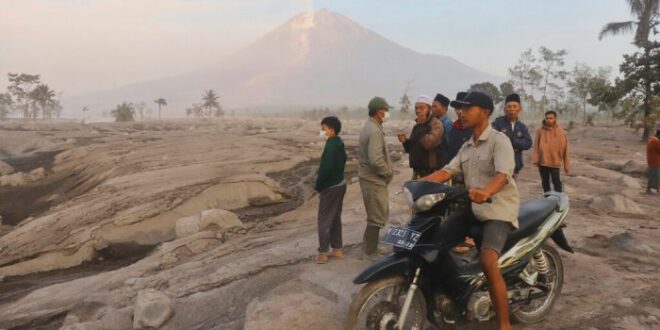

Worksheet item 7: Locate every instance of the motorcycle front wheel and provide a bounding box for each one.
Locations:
[346,276,427,330]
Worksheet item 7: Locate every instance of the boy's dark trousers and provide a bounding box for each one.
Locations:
[317,184,347,252]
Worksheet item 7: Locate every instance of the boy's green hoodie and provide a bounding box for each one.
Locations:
[314,136,347,192]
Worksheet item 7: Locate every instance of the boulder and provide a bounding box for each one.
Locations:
[596,159,646,176]
[598,159,628,171]
[613,174,642,190]
[174,215,201,238]
[0,172,29,186]
[186,238,217,254]
[133,289,173,329]
[620,160,647,175]
[0,167,46,187]
[244,290,339,330]
[609,232,655,255]
[29,167,46,179]
[611,174,642,197]
[174,210,243,238]
[616,297,634,308]
[588,194,644,216]
[0,160,13,175]
[199,209,243,231]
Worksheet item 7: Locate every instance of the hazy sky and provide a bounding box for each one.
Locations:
[0,0,639,97]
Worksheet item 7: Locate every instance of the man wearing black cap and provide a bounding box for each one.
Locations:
[432,93,453,166]
[447,92,473,162]
[447,91,477,254]
[424,91,519,330]
[492,93,533,178]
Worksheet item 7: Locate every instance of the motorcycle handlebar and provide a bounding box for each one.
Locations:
[457,188,493,204]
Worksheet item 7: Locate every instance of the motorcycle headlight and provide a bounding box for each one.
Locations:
[404,188,445,213]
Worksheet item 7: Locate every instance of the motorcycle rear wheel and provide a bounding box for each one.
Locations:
[512,243,564,324]
[346,276,427,330]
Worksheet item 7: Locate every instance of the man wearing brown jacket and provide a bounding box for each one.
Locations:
[398,95,444,179]
[532,111,570,193]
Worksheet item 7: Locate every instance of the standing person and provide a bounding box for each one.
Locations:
[447,92,473,162]
[423,91,518,330]
[398,95,444,179]
[492,93,533,178]
[358,97,394,260]
[432,93,454,167]
[646,128,660,195]
[532,111,570,193]
[314,116,347,264]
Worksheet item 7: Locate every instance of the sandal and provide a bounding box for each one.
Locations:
[329,249,345,259]
[315,253,328,264]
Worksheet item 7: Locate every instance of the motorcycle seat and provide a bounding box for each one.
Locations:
[507,197,558,244]
[468,197,558,250]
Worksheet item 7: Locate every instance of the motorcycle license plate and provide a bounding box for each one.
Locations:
[382,226,421,250]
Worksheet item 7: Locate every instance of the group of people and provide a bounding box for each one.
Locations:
[310,90,575,330]
[397,92,570,190]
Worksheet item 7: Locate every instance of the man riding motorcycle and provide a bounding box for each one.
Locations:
[422,91,518,330]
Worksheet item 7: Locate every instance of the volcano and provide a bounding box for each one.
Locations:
[66,9,501,115]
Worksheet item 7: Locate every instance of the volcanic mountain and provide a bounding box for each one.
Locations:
[66,9,500,115]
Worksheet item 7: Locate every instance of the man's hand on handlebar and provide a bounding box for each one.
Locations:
[469,188,492,204]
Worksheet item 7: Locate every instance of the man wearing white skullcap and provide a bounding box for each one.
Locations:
[398,95,444,179]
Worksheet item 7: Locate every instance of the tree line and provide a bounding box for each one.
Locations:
[107,89,224,122]
[463,0,659,139]
[0,73,62,120]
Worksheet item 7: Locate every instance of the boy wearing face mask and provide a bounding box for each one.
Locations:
[358,97,394,260]
[314,116,347,264]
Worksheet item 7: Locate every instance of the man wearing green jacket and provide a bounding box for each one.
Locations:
[358,97,394,260]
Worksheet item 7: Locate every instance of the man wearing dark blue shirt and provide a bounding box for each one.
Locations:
[431,93,453,167]
[491,93,533,178]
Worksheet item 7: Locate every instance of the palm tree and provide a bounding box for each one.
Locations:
[29,84,56,119]
[154,98,167,121]
[599,0,659,47]
[202,90,220,117]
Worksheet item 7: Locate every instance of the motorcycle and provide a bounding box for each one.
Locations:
[346,180,573,329]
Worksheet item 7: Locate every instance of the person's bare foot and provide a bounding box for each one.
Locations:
[315,253,328,264]
[452,237,475,254]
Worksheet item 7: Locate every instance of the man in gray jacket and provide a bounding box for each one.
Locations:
[358,96,394,260]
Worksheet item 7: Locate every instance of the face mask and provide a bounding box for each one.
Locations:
[383,111,390,121]
[319,130,327,138]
